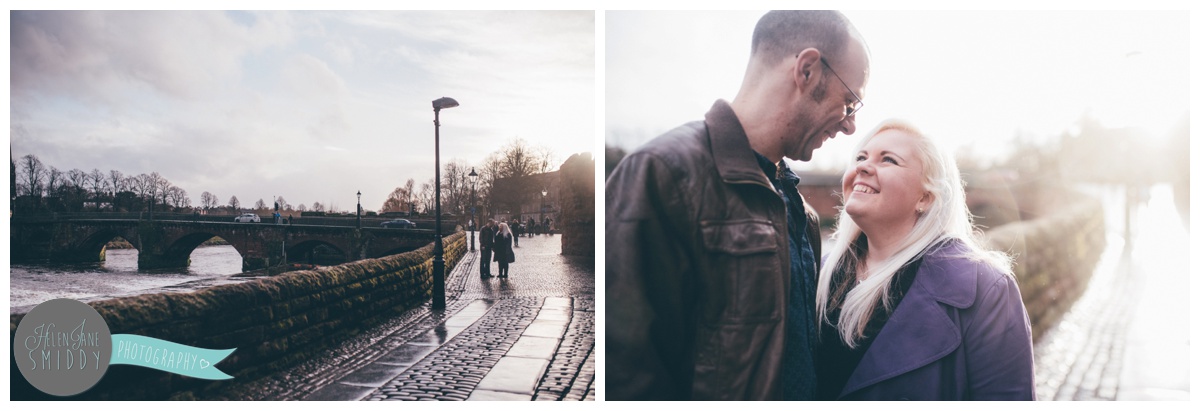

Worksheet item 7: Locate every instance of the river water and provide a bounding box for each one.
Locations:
[9,245,243,310]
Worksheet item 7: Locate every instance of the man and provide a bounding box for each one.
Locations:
[511,219,520,247]
[479,218,496,278]
[606,11,870,400]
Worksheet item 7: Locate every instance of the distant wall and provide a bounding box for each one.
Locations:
[559,153,595,257]
[10,231,466,400]
[985,195,1106,341]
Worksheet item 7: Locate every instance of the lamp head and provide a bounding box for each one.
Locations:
[432,97,459,110]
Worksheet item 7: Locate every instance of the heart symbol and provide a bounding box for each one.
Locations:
[200,359,211,369]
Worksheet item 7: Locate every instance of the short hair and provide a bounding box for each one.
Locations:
[751,10,854,64]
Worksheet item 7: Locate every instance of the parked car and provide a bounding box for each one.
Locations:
[234,213,261,223]
[380,218,417,229]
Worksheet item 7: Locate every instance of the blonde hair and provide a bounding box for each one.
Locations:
[816,119,1012,347]
[497,222,512,237]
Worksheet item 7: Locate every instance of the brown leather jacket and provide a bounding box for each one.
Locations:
[606,100,822,400]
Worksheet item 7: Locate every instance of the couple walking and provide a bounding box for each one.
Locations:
[606,11,1035,401]
[479,218,516,278]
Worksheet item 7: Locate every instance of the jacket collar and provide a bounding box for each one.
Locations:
[705,100,773,189]
[839,239,979,397]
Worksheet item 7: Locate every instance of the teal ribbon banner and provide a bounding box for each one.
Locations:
[110,334,235,380]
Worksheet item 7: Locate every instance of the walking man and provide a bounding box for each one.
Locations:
[479,218,496,278]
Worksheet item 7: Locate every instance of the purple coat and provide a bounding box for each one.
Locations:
[833,240,1035,400]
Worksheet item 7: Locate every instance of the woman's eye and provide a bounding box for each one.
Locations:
[883,156,898,165]
[855,155,867,162]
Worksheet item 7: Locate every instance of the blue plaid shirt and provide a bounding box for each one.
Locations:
[754,152,819,400]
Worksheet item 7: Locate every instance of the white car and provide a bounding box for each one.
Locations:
[234,213,261,223]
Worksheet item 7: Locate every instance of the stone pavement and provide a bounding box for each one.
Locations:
[1033,185,1189,401]
[203,233,594,401]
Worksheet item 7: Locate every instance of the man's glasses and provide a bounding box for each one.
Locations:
[820,56,864,118]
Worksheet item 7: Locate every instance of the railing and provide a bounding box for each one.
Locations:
[10,212,462,232]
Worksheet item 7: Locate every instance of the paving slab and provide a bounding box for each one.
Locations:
[505,336,560,360]
[474,356,551,394]
[522,319,568,338]
[304,383,378,401]
[374,344,439,366]
[336,362,412,387]
[467,389,533,401]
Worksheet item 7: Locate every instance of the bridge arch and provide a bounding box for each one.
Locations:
[72,228,138,263]
[153,232,255,270]
[288,240,349,266]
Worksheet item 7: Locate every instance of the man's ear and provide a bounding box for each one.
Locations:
[793,48,822,90]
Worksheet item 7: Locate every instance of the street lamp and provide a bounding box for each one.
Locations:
[356,190,362,229]
[431,96,459,311]
[469,167,478,252]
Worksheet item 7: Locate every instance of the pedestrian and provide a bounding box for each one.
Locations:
[512,219,521,247]
[479,219,496,278]
[813,120,1033,400]
[288,214,293,225]
[606,11,870,400]
[493,222,515,278]
[528,217,536,237]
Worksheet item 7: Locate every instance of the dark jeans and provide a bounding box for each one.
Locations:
[480,247,493,275]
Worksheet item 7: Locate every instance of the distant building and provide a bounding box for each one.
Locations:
[491,171,559,226]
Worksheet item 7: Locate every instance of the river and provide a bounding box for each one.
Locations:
[9,245,244,310]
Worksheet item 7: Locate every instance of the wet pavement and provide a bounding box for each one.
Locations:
[203,233,594,401]
[1033,184,1189,401]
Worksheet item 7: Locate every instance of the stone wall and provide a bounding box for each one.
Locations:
[558,153,595,257]
[10,231,467,400]
[985,195,1106,341]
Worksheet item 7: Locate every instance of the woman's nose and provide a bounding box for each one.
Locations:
[855,160,873,175]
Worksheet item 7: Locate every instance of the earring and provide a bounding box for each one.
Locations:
[917,207,924,214]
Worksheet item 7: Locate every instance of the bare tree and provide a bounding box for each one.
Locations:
[166,186,189,209]
[276,196,288,211]
[444,159,480,219]
[382,178,417,213]
[297,203,307,212]
[200,191,218,210]
[45,167,63,200]
[417,179,435,215]
[312,201,325,212]
[108,170,125,194]
[87,169,108,208]
[255,198,267,210]
[19,154,46,198]
[150,172,170,209]
[228,195,241,211]
[496,138,553,179]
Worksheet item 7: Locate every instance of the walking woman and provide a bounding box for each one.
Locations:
[493,222,516,278]
[813,120,1035,400]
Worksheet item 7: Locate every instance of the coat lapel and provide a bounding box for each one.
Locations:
[838,244,978,398]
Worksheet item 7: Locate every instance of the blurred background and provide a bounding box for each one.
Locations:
[606,10,1190,401]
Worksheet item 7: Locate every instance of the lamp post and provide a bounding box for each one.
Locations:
[356,190,362,229]
[431,96,459,310]
[469,167,478,252]
[540,187,547,235]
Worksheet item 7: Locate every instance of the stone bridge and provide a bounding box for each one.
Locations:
[9,219,449,271]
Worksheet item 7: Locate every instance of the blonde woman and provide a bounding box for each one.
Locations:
[492,222,516,278]
[813,120,1034,400]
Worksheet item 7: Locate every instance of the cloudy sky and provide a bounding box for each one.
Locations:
[10,10,595,212]
[607,10,1190,171]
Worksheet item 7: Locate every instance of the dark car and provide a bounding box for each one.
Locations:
[380,219,417,229]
